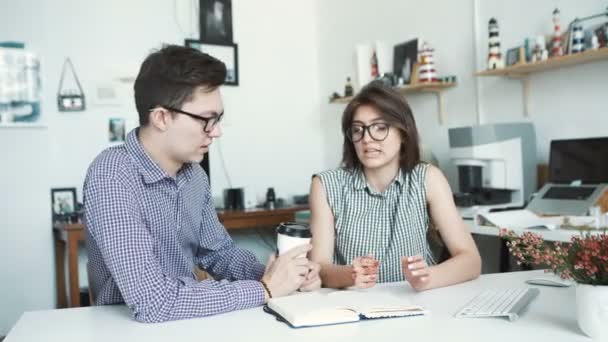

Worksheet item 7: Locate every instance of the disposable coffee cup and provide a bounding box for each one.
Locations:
[276,222,312,257]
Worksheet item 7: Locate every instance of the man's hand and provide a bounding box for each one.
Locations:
[351,254,379,289]
[299,262,321,292]
[261,244,312,298]
[401,255,431,291]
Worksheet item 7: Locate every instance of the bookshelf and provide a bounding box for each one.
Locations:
[330,81,456,124]
[475,48,608,116]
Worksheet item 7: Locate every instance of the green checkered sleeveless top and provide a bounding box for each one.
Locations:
[316,163,436,283]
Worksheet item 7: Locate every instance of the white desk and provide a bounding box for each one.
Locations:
[5,270,589,342]
[463,218,600,243]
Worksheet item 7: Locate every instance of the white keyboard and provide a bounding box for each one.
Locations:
[456,288,540,321]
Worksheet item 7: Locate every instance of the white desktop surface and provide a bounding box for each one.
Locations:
[5,270,589,342]
[464,219,598,243]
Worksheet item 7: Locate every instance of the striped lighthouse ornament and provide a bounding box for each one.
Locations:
[418,41,438,83]
[551,8,564,57]
[571,21,585,53]
[487,18,504,69]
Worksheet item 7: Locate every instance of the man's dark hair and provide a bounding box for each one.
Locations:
[134,45,227,126]
[341,81,421,173]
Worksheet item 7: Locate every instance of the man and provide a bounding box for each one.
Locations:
[84,45,320,323]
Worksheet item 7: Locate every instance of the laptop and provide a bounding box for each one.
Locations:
[526,137,608,216]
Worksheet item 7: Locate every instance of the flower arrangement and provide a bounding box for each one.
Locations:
[500,228,608,285]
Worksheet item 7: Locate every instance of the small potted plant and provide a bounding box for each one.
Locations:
[500,228,608,338]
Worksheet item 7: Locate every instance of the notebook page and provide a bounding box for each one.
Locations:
[267,292,359,327]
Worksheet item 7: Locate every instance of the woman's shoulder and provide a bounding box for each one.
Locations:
[315,167,354,181]
[314,167,358,190]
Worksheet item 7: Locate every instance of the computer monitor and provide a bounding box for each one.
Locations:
[549,137,608,184]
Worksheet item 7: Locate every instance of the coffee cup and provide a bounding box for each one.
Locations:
[276,222,312,257]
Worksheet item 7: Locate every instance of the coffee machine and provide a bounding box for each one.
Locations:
[448,123,537,218]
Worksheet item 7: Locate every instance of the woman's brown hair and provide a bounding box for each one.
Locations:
[341,81,421,172]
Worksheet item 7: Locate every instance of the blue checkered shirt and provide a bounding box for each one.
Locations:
[84,128,266,323]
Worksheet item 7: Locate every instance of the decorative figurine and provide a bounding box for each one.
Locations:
[487,18,504,69]
[344,77,354,97]
[370,51,379,78]
[591,33,600,50]
[418,41,438,83]
[551,8,564,57]
[531,36,548,62]
[571,21,585,53]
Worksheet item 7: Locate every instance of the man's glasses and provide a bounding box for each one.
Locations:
[347,123,390,143]
[157,106,224,132]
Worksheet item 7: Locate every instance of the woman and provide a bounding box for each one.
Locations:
[309,82,481,290]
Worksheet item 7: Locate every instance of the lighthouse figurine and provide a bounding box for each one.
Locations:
[551,8,564,57]
[418,41,439,83]
[487,18,504,69]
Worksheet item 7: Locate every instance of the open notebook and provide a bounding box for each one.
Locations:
[264,290,427,328]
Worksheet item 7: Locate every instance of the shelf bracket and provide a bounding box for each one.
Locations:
[521,76,530,117]
[436,91,446,125]
[509,74,531,117]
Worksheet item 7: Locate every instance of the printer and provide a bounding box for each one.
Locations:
[448,123,537,219]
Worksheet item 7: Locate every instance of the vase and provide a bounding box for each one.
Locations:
[576,283,608,339]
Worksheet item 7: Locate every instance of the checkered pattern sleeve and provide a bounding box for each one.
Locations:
[195,182,266,281]
[84,173,265,323]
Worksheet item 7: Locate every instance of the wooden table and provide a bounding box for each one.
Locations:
[53,206,308,308]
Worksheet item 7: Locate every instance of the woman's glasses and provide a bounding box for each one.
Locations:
[347,123,390,142]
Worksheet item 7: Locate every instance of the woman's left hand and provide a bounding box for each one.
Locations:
[401,255,431,291]
[299,262,322,291]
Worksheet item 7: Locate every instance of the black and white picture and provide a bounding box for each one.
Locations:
[200,0,233,44]
[109,117,126,143]
[393,39,418,85]
[186,40,239,86]
[51,188,77,217]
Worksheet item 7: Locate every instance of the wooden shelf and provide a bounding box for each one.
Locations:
[330,81,456,124]
[475,48,608,116]
[475,48,608,77]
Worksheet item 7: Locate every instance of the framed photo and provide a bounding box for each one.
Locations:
[505,46,521,66]
[199,0,233,44]
[108,117,126,143]
[186,40,239,86]
[51,188,77,217]
[393,39,418,85]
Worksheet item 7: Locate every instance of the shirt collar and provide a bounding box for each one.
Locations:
[351,167,404,192]
[125,128,195,184]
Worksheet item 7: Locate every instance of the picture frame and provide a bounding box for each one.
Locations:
[108,117,126,143]
[51,187,77,218]
[505,46,521,66]
[199,0,233,44]
[185,39,239,86]
[393,39,418,85]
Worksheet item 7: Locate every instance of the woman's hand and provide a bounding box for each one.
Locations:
[401,255,431,291]
[351,255,379,288]
[299,262,322,292]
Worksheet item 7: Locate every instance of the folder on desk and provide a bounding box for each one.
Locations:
[264,290,427,328]
[476,209,596,230]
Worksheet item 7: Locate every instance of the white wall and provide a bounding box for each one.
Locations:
[476,0,608,161]
[0,0,323,335]
[316,0,479,184]
[316,0,608,180]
